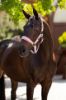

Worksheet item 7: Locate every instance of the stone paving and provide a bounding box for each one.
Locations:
[5,75,66,100]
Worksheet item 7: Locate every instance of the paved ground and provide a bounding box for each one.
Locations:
[5,75,66,100]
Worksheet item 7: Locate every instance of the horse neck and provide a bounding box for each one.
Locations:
[39,21,53,61]
[44,20,53,50]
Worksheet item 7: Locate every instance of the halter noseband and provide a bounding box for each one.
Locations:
[21,17,44,54]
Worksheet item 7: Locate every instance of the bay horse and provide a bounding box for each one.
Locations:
[0,7,57,100]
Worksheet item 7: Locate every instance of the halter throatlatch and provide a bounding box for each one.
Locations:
[21,17,44,54]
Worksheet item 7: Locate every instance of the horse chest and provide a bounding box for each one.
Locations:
[28,55,47,82]
[29,65,46,83]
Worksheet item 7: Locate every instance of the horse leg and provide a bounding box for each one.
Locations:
[11,79,18,100]
[63,64,66,79]
[27,80,35,100]
[41,79,52,100]
[0,75,5,100]
[41,60,57,100]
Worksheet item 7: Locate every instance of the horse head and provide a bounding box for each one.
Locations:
[19,7,44,57]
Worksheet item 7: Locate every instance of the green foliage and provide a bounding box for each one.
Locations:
[0,12,15,40]
[0,0,65,24]
[23,0,55,16]
[0,0,24,24]
[0,0,66,40]
[58,0,66,9]
[58,32,66,47]
[0,11,25,40]
[40,0,55,14]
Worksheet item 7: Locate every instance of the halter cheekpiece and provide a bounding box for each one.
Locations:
[21,17,44,54]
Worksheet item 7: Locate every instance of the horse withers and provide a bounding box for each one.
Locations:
[1,7,57,100]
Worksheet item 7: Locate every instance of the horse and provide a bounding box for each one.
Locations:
[0,7,57,100]
[56,46,66,79]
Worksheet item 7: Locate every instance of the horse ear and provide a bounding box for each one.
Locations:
[33,7,38,20]
[22,10,31,19]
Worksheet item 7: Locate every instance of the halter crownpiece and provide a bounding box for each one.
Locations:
[41,17,44,32]
[21,17,44,54]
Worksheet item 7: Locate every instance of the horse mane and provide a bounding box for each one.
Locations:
[39,17,54,60]
[38,15,53,50]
